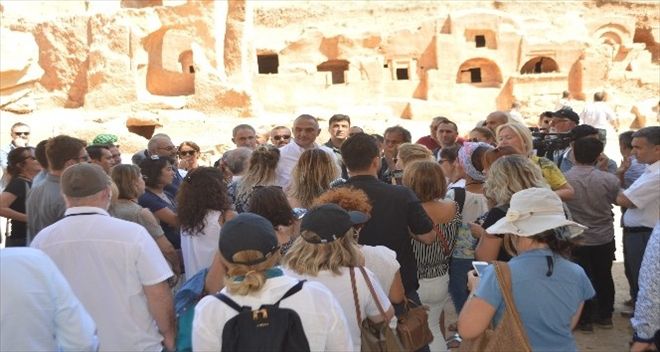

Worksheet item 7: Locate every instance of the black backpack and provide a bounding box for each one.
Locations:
[215,280,311,352]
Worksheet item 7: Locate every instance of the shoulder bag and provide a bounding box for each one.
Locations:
[396,297,434,351]
[459,261,532,352]
[350,266,404,352]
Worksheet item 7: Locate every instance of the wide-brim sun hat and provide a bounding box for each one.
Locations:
[486,187,586,238]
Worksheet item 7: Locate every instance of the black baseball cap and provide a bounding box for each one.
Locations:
[552,107,580,124]
[219,213,279,265]
[300,203,369,243]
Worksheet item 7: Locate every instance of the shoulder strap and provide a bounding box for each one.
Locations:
[357,266,389,320]
[349,267,363,323]
[216,280,306,311]
[492,262,528,339]
[216,293,245,313]
[451,187,466,214]
[274,280,305,307]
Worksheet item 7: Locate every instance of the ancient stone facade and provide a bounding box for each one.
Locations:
[0,0,658,121]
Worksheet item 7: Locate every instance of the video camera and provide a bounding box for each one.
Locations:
[530,127,572,158]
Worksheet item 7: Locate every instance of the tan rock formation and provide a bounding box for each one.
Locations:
[0,0,657,125]
[0,28,44,113]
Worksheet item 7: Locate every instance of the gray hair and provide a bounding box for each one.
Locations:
[223,147,253,175]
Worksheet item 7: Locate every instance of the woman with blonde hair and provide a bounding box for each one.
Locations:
[110,164,181,279]
[395,143,433,168]
[403,160,461,352]
[192,213,352,351]
[233,144,280,212]
[495,122,574,201]
[391,142,433,184]
[287,148,339,209]
[474,155,549,262]
[284,204,395,352]
[313,187,405,304]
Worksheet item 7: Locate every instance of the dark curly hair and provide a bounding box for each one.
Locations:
[6,147,35,177]
[139,157,171,188]
[177,167,232,234]
[247,186,294,228]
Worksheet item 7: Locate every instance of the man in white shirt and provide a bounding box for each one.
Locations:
[1,247,98,351]
[580,91,620,140]
[616,126,660,306]
[31,163,175,351]
[232,124,258,149]
[275,114,337,188]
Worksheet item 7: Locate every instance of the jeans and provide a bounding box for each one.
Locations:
[448,257,473,313]
[417,274,450,352]
[394,291,430,352]
[573,240,616,322]
[623,228,652,301]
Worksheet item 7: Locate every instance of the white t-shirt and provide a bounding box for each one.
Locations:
[275,141,337,188]
[31,207,173,352]
[623,161,660,228]
[193,275,353,351]
[360,245,400,295]
[285,266,391,352]
[579,101,617,129]
[181,210,222,280]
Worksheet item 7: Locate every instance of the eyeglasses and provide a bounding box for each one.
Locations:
[272,135,291,141]
[13,131,30,136]
[179,150,197,157]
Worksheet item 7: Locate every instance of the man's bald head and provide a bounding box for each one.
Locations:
[485,111,509,133]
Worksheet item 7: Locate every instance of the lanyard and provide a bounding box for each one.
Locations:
[64,212,107,218]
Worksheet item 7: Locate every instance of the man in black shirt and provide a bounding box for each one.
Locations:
[340,133,435,300]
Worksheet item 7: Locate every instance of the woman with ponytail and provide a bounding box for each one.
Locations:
[192,213,352,351]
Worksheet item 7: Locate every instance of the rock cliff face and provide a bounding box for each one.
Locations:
[0,28,44,113]
[0,0,657,124]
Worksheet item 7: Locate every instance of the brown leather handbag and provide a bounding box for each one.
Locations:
[396,297,434,351]
[350,267,405,352]
[459,261,532,352]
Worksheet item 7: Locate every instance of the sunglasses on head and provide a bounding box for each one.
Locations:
[14,132,30,136]
[273,135,291,141]
[179,150,196,157]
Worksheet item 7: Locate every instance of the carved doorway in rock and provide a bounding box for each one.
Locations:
[143,28,195,96]
[456,58,502,87]
[317,59,349,85]
[520,56,559,74]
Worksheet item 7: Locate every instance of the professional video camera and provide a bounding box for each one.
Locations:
[530,127,572,158]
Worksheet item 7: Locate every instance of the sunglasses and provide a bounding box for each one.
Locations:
[14,132,30,136]
[179,150,196,157]
[20,156,36,163]
[272,135,291,141]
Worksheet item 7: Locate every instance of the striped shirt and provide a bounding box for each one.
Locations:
[411,203,461,279]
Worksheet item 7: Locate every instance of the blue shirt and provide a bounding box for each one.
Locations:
[475,249,594,352]
[139,189,180,249]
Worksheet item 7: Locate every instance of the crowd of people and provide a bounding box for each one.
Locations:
[0,95,658,352]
